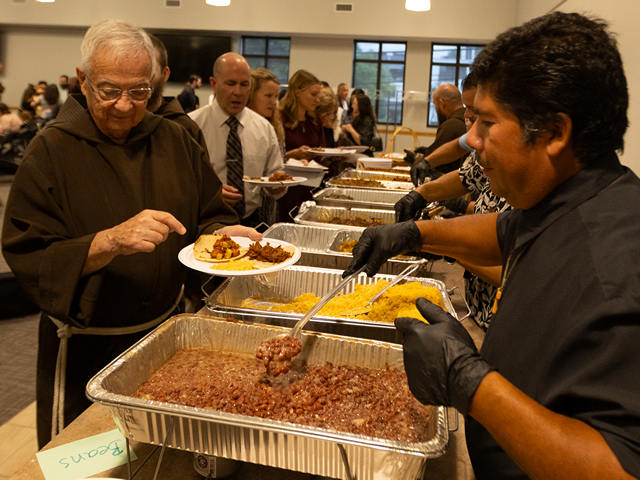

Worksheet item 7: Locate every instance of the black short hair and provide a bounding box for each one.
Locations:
[149,34,168,70]
[471,12,628,166]
[462,71,477,91]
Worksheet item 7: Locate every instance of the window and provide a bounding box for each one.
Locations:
[352,41,406,124]
[242,36,291,85]
[427,43,484,127]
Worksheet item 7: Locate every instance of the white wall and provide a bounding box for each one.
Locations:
[516,0,640,174]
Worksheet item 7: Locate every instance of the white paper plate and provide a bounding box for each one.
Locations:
[243,176,307,187]
[348,145,371,153]
[178,237,301,276]
[310,147,356,156]
[284,162,328,173]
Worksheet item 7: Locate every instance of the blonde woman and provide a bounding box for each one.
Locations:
[278,69,327,160]
[276,69,328,221]
[247,68,285,151]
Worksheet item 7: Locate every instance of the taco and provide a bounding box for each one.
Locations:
[193,234,248,263]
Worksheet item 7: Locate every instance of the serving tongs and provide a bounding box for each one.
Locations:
[289,265,366,338]
[344,262,421,316]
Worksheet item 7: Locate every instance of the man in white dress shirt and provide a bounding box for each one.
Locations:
[189,52,285,226]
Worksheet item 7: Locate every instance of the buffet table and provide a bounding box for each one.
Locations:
[11,261,483,480]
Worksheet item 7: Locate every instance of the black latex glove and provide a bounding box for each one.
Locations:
[441,197,470,215]
[395,190,427,222]
[410,159,444,186]
[395,298,494,415]
[343,221,422,277]
[403,149,416,165]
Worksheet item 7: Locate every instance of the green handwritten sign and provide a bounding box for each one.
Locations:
[36,428,137,480]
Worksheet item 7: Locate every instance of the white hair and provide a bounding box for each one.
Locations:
[80,19,156,79]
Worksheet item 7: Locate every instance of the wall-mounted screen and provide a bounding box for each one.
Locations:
[154,32,231,84]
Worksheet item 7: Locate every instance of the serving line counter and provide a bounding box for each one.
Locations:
[10,262,482,480]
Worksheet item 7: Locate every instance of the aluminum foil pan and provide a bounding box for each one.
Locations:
[293,201,394,230]
[325,169,413,191]
[313,187,407,210]
[206,265,455,342]
[340,168,411,182]
[263,223,426,276]
[86,314,448,480]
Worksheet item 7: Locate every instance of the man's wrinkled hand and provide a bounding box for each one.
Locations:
[105,209,186,256]
[222,184,243,206]
[395,298,494,415]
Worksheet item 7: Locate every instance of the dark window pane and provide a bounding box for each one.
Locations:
[430,65,456,93]
[432,44,457,64]
[381,42,406,62]
[380,63,404,124]
[244,37,266,55]
[460,45,483,64]
[355,42,380,60]
[247,56,266,71]
[266,57,290,84]
[353,61,379,96]
[268,38,290,56]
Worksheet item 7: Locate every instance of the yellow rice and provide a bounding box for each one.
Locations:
[241,280,445,323]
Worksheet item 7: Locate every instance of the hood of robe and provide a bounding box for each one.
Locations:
[49,94,163,145]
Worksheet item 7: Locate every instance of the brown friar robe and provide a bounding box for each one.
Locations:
[155,96,207,151]
[1,94,238,446]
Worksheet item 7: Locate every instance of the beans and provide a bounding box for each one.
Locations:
[135,348,432,443]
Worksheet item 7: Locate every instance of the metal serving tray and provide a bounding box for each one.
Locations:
[340,168,411,182]
[263,223,425,275]
[325,169,414,191]
[313,187,408,210]
[86,314,448,480]
[206,265,455,342]
[293,201,395,230]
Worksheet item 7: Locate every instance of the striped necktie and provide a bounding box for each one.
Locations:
[225,115,245,218]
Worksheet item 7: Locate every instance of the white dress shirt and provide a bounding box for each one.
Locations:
[189,99,284,217]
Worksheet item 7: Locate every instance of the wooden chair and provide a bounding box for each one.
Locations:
[386,126,419,153]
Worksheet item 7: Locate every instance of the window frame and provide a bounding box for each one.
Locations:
[427,42,485,127]
[241,36,291,84]
[352,40,407,125]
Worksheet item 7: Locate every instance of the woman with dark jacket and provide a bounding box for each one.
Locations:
[339,93,376,149]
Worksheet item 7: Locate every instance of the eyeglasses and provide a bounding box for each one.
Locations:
[86,78,153,102]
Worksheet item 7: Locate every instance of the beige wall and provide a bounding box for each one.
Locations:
[0,0,519,150]
[516,0,640,173]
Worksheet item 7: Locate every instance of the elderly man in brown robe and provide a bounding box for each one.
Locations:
[1,19,259,448]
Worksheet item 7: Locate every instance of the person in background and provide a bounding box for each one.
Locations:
[177,73,201,113]
[0,61,5,102]
[40,84,61,120]
[247,66,287,225]
[58,74,69,103]
[316,85,339,147]
[20,83,36,115]
[147,34,205,148]
[67,76,82,95]
[395,72,510,331]
[345,12,640,479]
[0,103,23,134]
[189,53,285,227]
[2,19,252,448]
[277,69,328,222]
[405,83,467,178]
[409,74,482,186]
[338,93,377,151]
[340,87,364,126]
[336,82,349,111]
[247,67,285,152]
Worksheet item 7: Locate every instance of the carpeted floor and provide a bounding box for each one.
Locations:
[0,313,38,425]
